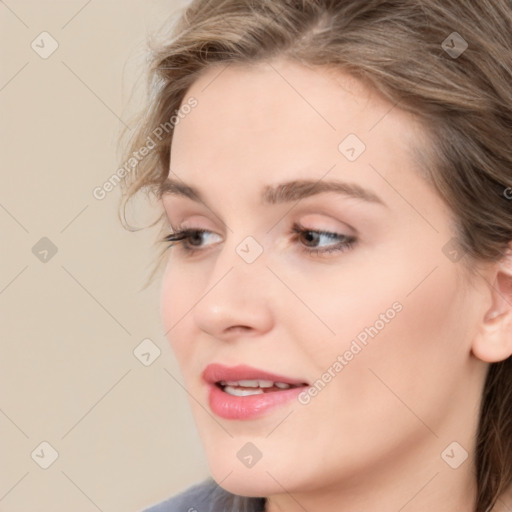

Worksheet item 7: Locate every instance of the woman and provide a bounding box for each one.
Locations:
[118,1,512,511]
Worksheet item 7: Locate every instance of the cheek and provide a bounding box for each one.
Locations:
[276,262,469,483]
[309,256,468,430]
[160,263,198,357]
[291,231,467,392]
[271,253,409,367]
[302,234,463,361]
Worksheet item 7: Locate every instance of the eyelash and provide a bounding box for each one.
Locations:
[161,222,356,257]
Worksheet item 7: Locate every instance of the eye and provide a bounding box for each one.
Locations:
[161,228,221,254]
[161,222,356,258]
[291,222,356,256]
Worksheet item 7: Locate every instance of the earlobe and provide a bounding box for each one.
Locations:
[471,247,512,363]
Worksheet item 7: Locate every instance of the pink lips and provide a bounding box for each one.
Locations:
[202,363,308,420]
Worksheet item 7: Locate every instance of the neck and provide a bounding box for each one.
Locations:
[264,442,477,512]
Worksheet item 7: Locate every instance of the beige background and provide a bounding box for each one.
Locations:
[0,1,211,511]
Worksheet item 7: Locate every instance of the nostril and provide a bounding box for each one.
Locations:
[226,325,252,333]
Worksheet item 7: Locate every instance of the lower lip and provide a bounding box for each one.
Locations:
[207,383,306,420]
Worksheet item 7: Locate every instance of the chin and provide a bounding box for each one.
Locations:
[210,470,277,498]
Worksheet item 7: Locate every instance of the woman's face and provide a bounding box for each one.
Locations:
[160,59,489,501]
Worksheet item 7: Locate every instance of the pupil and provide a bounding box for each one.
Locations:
[303,231,317,246]
[191,232,202,245]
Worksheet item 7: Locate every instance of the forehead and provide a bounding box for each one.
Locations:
[169,58,428,205]
[173,58,421,155]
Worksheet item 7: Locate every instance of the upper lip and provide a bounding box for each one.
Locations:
[202,363,309,386]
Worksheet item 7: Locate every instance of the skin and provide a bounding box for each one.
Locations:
[159,58,512,512]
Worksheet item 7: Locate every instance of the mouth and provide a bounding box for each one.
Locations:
[202,363,309,420]
[215,379,305,396]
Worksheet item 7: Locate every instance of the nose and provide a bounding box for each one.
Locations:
[192,242,275,341]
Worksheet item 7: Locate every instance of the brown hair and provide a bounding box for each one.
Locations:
[117,1,512,510]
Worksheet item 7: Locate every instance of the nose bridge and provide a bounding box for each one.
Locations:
[192,232,274,336]
[212,230,268,288]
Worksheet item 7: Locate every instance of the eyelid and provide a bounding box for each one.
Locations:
[165,212,353,238]
[296,218,355,237]
[165,214,218,233]
[161,221,357,259]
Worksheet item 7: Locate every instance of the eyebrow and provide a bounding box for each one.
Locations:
[159,176,387,207]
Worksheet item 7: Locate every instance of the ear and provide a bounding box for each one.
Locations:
[471,245,512,363]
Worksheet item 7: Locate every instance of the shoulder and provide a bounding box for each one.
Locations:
[140,478,266,512]
[141,479,219,512]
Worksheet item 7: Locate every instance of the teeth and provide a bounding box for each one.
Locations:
[256,380,274,388]
[218,379,293,390]
[226,379,259,387]
[224,386,264,396]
